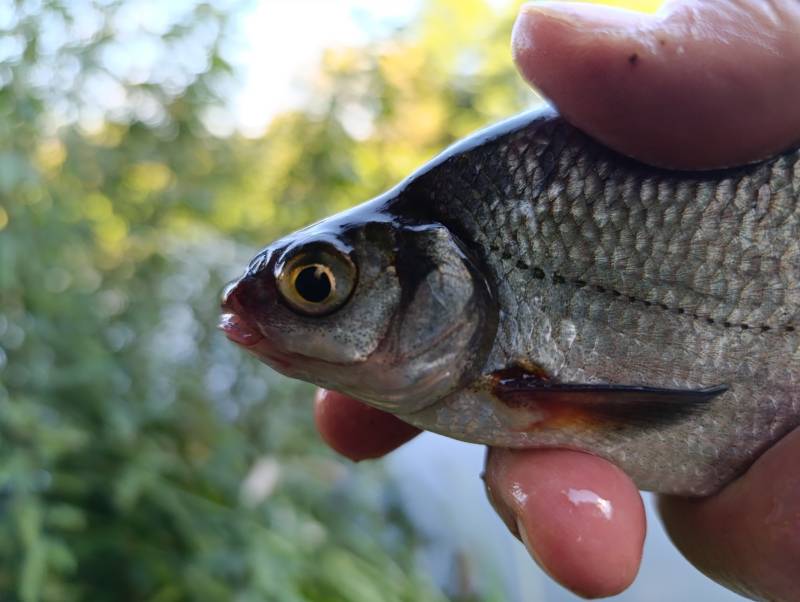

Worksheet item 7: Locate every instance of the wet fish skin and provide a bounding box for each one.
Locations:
[404,107,800,495]
[222,106,800,496]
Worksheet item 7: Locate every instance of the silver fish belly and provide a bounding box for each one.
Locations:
[222,106,800,496]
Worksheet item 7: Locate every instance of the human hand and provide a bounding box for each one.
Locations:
[316,1,800,599]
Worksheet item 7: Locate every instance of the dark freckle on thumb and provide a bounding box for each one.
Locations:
[628,53,639,66]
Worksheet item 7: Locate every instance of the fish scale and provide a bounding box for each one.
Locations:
[429,118,800,332]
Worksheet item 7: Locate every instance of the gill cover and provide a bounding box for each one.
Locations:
[369,223,497,412]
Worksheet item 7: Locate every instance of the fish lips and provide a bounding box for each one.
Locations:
[219,274,297,371]
[219,276,264,346]
[219,274,339,377]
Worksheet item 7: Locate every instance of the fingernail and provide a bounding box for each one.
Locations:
[516,0,654,31]
[485,480,521,539]
[512,2,593,60]
[516,516,555,578]
[518,1,574,19]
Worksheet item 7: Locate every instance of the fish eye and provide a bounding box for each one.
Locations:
[294,265,333,303]
[275,246,356,316]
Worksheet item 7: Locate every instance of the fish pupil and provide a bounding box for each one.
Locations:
[295,265,332,303]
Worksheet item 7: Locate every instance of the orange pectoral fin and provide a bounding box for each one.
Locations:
[493,375,727,431]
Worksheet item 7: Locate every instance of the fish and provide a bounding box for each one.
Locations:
[219,106,800,496]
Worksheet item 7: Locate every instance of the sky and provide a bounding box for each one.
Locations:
[231,0,425,136]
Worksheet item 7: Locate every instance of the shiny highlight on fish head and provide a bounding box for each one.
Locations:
[220,208,497,413]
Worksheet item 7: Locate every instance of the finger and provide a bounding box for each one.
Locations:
[313,389,421,461]
[658,427,800,602]
[512,0,800,169]
[485,447,645,598]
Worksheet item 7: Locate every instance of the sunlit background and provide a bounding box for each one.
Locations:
[0,0,745,600]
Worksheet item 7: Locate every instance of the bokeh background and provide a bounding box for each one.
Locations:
[0,0,746,600]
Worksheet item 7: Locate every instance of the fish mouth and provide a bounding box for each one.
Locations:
[218,311,295,371]
[218,312,264,347]
[219,278,265,347]
[219,280,302,372]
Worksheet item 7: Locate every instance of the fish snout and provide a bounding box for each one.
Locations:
[219,276,265,347]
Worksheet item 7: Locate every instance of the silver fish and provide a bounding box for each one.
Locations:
[220,107,800,496]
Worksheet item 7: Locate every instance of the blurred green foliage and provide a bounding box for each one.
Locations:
[0,0,659,600]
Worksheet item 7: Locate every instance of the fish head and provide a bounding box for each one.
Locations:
[220,204,497,413]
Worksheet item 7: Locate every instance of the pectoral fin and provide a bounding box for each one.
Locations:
[492,370,727,429]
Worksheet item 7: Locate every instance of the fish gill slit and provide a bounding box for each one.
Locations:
[501,251,796,334]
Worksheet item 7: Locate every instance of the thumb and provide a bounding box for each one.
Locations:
[512,0,800,169]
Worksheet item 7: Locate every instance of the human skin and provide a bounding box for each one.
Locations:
[315,1,800,599]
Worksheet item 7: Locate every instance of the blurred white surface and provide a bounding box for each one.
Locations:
[387,433,746,601]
